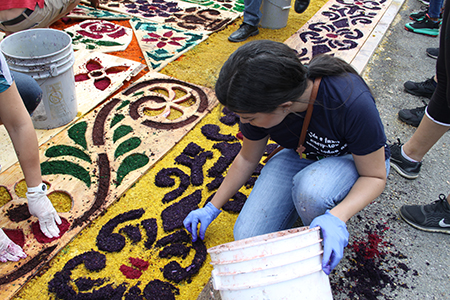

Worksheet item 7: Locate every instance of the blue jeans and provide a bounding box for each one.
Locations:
[12,71,42,115]
[429,0,444,19]
[243,0,262,26]
[234,149,390,240]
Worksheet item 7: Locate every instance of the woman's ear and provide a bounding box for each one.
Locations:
[279,102,293,110]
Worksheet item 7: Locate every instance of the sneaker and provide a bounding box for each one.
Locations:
[405,15,440,37]
[410,8,428,21]
[417,0,430,5]
[404,77,437,98]
[228,23,259,43]
[389,141,422,179]
[400,194,450,234]
[398,105,426,127]
[426,47,439,59]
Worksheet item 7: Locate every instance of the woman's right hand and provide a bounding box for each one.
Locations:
[183,202,221,242]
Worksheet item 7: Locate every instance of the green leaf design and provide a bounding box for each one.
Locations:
[116,154,149,186]
[116,100,130,111]
[41,161,91,187]
[68,122,88,150]
[110,114,125,128]
[113,125,133,143]
[45,145,92,163]
[115,137,141,159]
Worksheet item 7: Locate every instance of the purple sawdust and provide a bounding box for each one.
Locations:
[48,251,129,300]
[206,175,223,191]
[206,192,246,213]
[119,225,142,243]
[143,279,179,300]
[74,277,105,291]
[162,239,207,283]
[96,209,145,252]
[219,107,239,126]
[159,244,190,259]
[155,230,191,248]
[155,168,190,203]
[182,142,203,156]
[332,223,412,300]
[125,285,143,300]
[6,203,31,222]
[245,163,263,188]
[175,143,213,186]
[265,143,279,156]
[141,218,157,249]
[161,190,202,232]
[201,124,237,141]
[207,142,241,177]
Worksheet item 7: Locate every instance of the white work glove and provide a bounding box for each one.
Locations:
[26,183,62,238]
[0,228,27,262]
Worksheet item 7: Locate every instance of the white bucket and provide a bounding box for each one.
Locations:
[208,227,333,300]
[260,0,291,29]
[0,29,77,129]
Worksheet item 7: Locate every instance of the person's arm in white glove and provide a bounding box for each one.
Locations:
[0,228,27,262]
[27,183,62,238]
[0,74,61,239]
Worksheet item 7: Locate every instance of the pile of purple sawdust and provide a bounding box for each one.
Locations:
[331,215,418,299]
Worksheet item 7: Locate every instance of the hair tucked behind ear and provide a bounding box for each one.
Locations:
[215,40,359,114]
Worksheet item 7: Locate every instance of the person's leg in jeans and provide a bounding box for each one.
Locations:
[11,71,42,115]
[428,0,444,20]
[234,149,314,240]
[292,154,390,225]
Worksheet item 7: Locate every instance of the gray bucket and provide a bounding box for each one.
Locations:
[0,29,77,129]
[260,0,291,29]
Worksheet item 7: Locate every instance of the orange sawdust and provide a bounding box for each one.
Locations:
[10,2,328,300]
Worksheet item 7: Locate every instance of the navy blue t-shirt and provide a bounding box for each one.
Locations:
[240,74,389,160]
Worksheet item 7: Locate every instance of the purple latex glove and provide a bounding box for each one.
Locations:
[183,202,221,242]
[309,210,349,275]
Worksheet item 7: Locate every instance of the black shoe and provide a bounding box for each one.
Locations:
[294,0,310,13]
[404,77,437,98]
[426,47,439,59]
[389,141,422,179]
[400,194,450,234]
[228,23,259,43]
[398,105,426,127]
[409,7,428,21]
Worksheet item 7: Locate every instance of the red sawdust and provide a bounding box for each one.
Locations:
[119,264,143,279]
[3,228,25,248]
[31,218,70,243]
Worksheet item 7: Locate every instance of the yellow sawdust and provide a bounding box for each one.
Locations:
[11,2,327,299]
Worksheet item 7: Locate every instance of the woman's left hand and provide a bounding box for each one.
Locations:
[309,210,349,275]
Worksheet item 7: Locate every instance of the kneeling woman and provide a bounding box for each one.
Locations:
[184,40,390,274]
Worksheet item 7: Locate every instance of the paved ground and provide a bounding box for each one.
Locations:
[198,0,450,298]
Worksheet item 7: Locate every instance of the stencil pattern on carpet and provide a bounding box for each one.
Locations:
[284,0,393,64]
[0,51,144,176]
[131,19,208,71]
[67,4,132,19]
[64,20,133,52]
[178,0,245,13]
[0,73,218,300]
[84,0,239,33]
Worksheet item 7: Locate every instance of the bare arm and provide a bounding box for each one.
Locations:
[210,135,269,209]
[330,146,387,222]
[0,82,41,187]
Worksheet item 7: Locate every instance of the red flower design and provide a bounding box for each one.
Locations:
[142,31,186,48]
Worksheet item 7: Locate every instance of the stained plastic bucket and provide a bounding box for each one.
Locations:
[0,29,76,129]
[208,226,333,300]
[260,0,291,29]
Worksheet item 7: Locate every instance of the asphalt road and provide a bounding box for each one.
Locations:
[198,0,450,298]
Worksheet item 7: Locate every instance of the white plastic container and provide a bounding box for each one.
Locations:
[208,226,333,300]
[260,0,291,29]
[0,29,77,129]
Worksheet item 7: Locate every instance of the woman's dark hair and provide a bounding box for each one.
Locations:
[215,40,359,113]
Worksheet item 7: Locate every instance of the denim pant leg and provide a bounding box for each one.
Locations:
[292,154,390,225]
[12,71,43,115]
[429,0,444,19]
[234,149,315,240]
[243,0,262,26]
